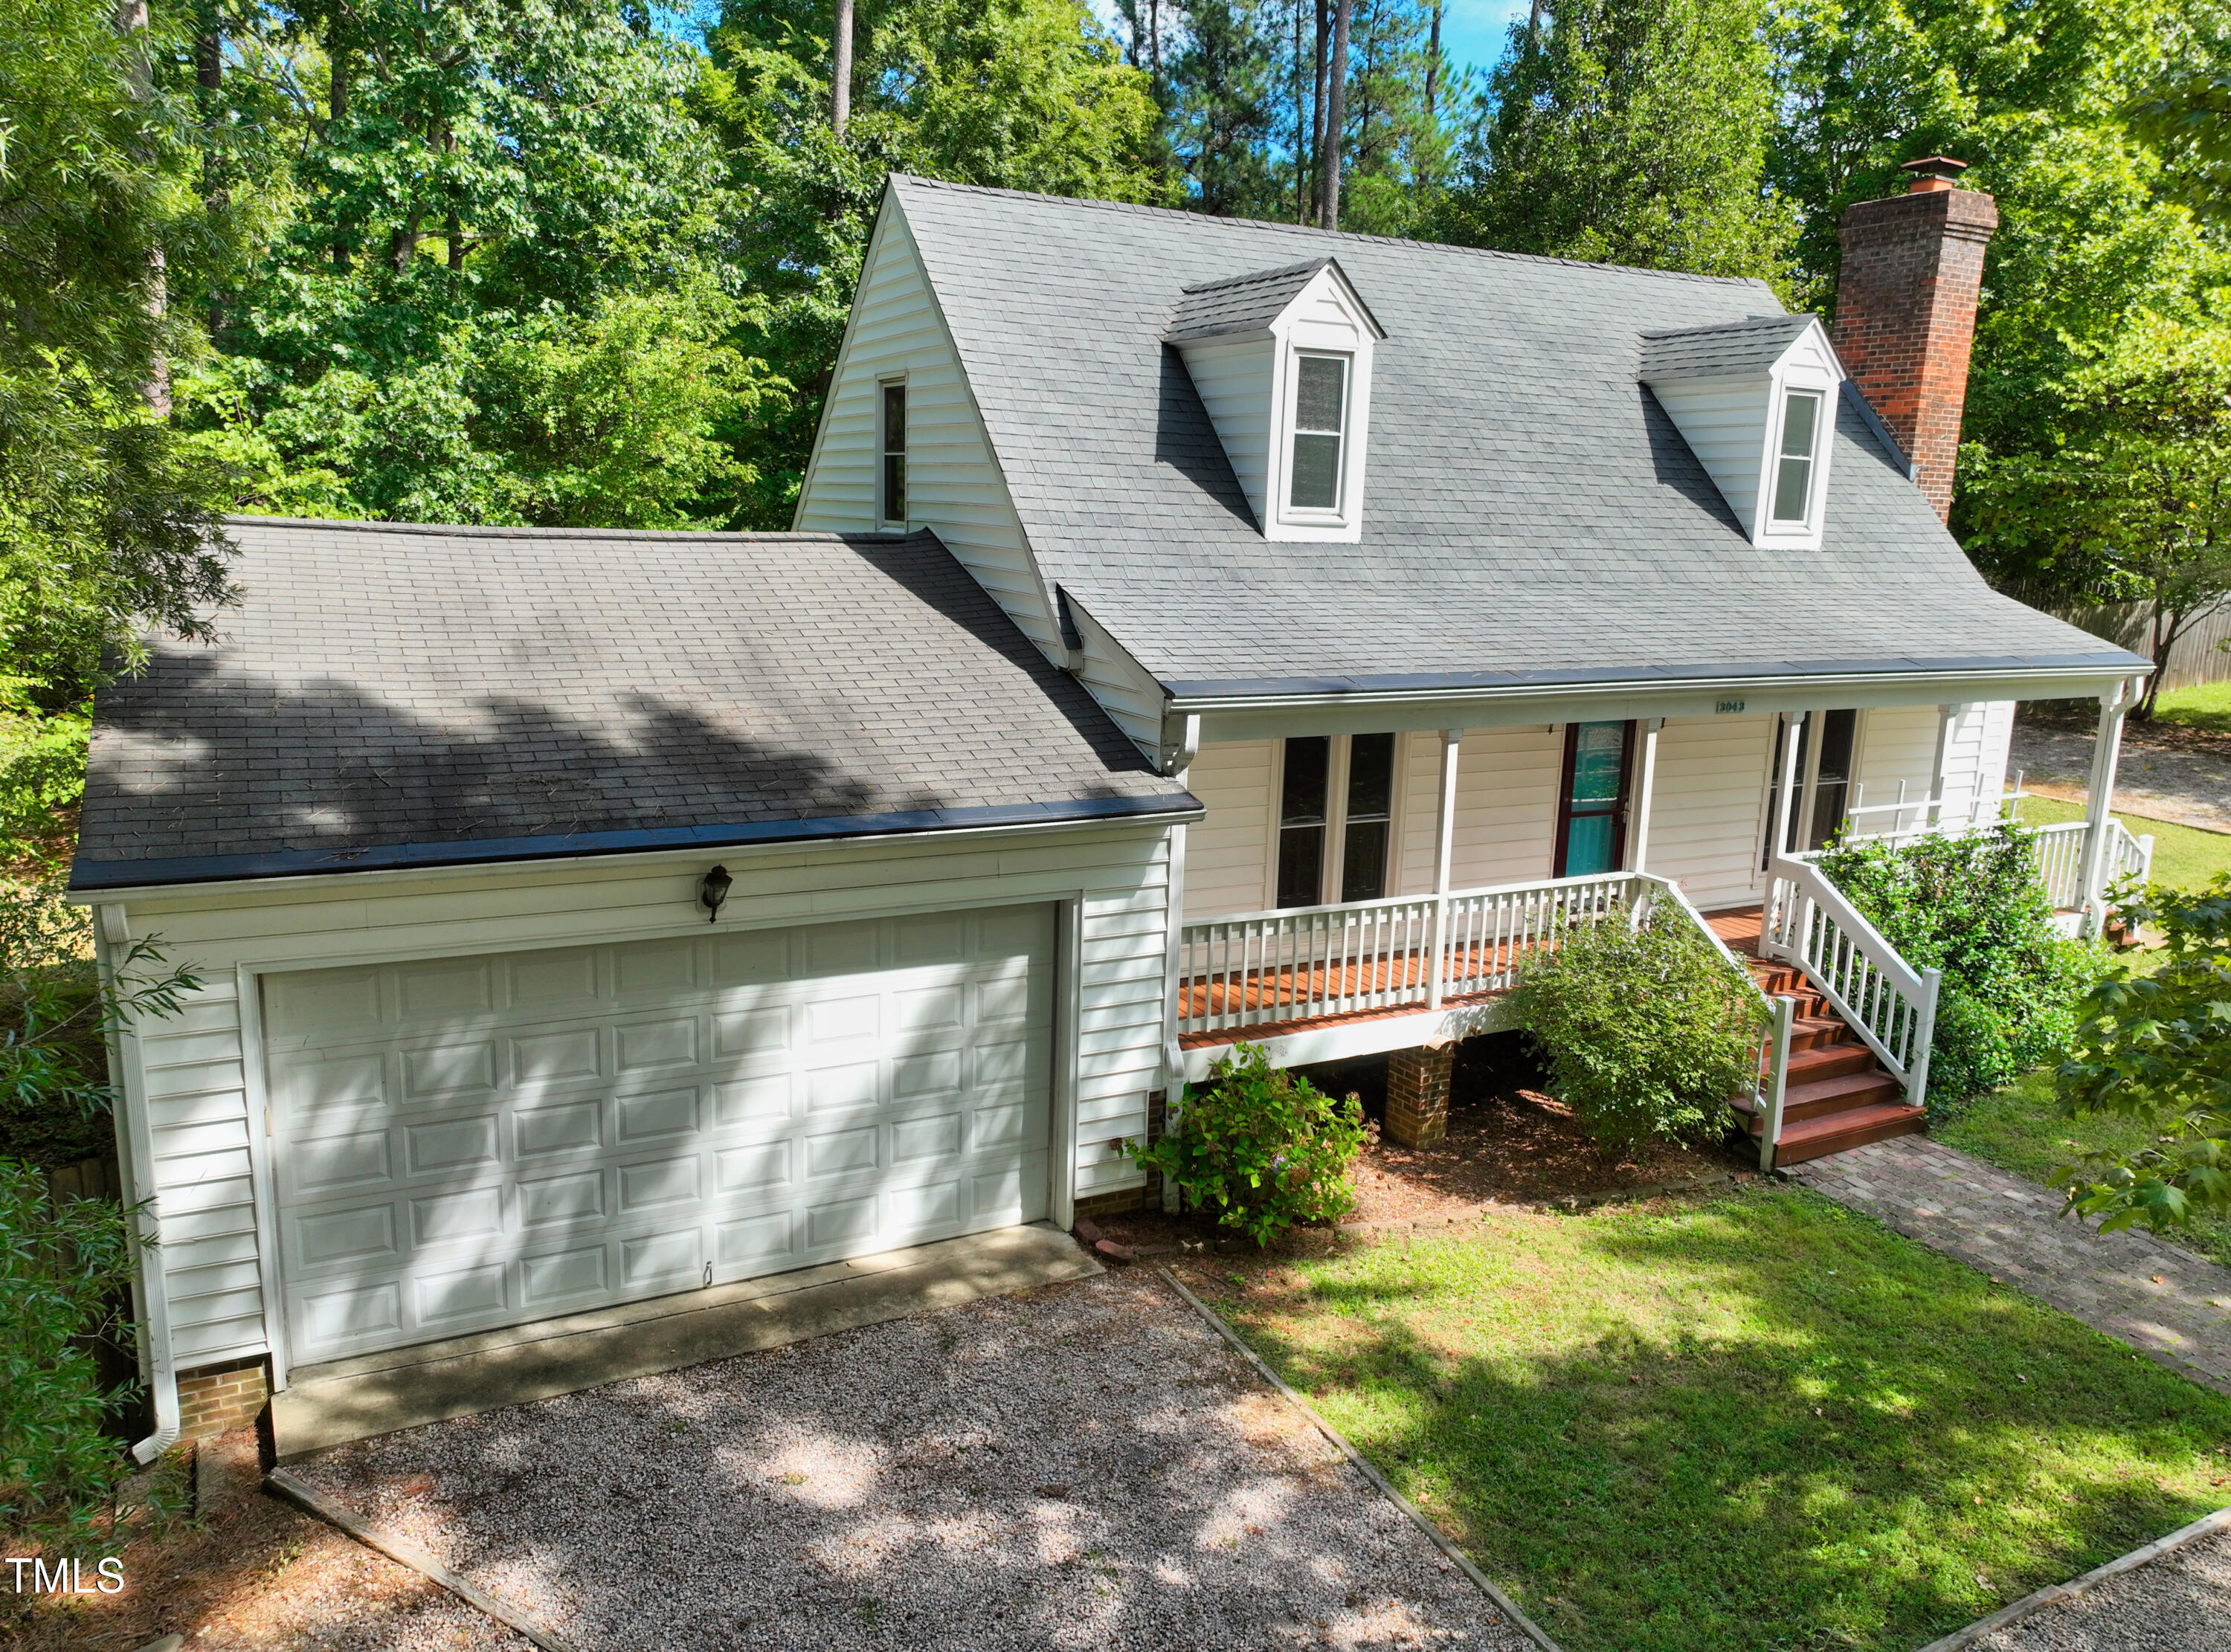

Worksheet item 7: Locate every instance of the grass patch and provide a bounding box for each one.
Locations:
[2152,680,2231,735]
[1939,1071,2231,1270]
[1211,1187,2231,1652]
[2016,793,2231,894]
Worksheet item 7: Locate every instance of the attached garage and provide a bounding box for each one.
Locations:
[73,518,1194,1451]
[265,907,1055,1367]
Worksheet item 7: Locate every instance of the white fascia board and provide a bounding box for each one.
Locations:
[62,807,1203,911]
[1171,662,2145,742]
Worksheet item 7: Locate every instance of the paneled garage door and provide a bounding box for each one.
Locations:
[263,906,1055,1368]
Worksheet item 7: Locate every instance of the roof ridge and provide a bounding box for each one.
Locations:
[1639,313,1816,339]
[218,515,937,546]
[889,173,1773,289]
[1179,258,1330,294]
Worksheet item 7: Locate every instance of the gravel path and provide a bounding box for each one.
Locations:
[1975,1529,2231,1651]
[296,1269,1534,1651]
[2009,724,2231,831]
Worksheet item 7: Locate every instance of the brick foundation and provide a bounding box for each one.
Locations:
[177,1355,271,1440]
[1385,1045,1454,1148]
[1073,1185,1145,1222]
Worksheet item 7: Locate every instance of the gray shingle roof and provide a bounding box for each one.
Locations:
[1638,313,1822,380]
[73,520,1192,888]
[1164,260,1327,342]
[890,175,2141,695]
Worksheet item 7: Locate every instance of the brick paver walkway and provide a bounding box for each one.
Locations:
[1786,1135,2231,1396]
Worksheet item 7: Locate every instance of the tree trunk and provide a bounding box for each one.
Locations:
[1311,0,1328,218]
[2140,604,2190,720]
[1148,0,1162,96]
[447,213,466,272]
[1319,0,1351,230]
[196,7,225,337]
[113,0,168,416]
[831,0,853,136]
[1294,0,1307,223]
[330,30,352,271]
[1425,1,1440,123]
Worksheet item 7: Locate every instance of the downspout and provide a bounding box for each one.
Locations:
[1159,714,1200,1213]
[98,905,181,1464]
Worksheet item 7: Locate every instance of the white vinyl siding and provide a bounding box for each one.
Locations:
[1644,715,1776,909]
[1438,727,1563,889]
[1851,700,2016,829]
[109,822,1176,1373]
[1182,740,1275,919]
[1065,593,1169,760]
[1648,375,1771,532]
[1174,336,1275,527]
[796,212,1060,661]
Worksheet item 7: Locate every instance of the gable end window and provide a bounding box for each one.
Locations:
[1770,390,1820,524]
[1287,354,1348,512]
[880,381,907,524]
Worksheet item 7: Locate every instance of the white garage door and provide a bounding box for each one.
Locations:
[263,906,1055,1368]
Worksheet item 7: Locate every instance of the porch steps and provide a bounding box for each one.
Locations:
[1739,954,1925,1165]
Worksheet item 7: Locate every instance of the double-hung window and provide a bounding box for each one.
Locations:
[1771,389,1820,525]
[1287,354,1348,513]
[880,381,907,525]
[1275,732,1396,908]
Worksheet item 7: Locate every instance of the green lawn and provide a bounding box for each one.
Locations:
[1214,1188,2231,1652]
[2015,792,2231,894]
[1938,1070,2231,1271]
[2152,680,2231,735]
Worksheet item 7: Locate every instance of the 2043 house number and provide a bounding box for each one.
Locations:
[1715,700,1747,714]
[8,1557,126,1594]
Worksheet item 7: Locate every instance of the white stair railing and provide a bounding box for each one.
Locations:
[1762,856,1942,1112]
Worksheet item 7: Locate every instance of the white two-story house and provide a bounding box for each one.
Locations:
[72,162,2148,1454]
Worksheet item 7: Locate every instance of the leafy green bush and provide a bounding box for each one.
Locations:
[1510,903,1767,1154]
[0,710,88,865]
[1813,824,2105,1107]
[1127,1043,1372,1245]
[0,1157,139,1527]
[2054,877,2231,1233]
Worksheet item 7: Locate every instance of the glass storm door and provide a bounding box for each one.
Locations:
[1557,721,1632,877]
[1763,709,1859,867]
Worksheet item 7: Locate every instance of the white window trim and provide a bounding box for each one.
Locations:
[1278,350,1353,527]
[1753,358,1838,548]
[1259,267,1377,546]
[1264,732,1407,909]
[877,375,908,529]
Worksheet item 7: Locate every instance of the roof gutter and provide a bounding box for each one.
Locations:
[1162,658,2148,717]
[69,793,1205,903]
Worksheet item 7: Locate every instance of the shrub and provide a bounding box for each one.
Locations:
[1812,824,2105,1107]
[0,1157,139,1529]
[1510,902,1766,1154]
[1127,1044,1372,1245]
[2054,876,2231,1233]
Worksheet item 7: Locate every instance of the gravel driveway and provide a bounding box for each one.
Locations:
[1976,1529,2231,1651]
[2009,723,2231,831]
[295,1268,1535,1651]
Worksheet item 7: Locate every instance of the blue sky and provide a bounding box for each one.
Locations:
[1438,0,1531,81]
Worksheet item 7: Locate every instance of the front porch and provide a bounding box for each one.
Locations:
[1168,767,2156,1165]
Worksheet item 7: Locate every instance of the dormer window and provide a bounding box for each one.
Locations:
[1771,390,1821,524]
[1637,314,1847,552]
[1164,257,1385,544]
[1288,355,1348,512]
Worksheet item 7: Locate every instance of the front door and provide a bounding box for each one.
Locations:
[1556,720,1635,877]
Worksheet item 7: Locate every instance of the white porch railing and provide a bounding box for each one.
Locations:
[1174,871,1640,1039]
[1799,810,2154,914]
[1762,856,1942,1112]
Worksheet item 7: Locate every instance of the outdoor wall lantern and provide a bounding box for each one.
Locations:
[699,864,733,923]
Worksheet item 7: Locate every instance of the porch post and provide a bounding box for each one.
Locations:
[1628,717,1664,873]
[1928,703,1970,828]
[2077,679,2137,933]
[1771,711,1807,865]
[1426,727,1461,1010]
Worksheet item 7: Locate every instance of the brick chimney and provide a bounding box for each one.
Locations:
[1829,157,2000,523]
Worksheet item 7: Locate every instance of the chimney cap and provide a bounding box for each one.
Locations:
[1901,155,1969,193]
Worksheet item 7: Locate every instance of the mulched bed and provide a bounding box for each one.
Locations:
[1092,1031,1754,1259]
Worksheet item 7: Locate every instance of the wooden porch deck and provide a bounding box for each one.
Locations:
[1174,939,1519,1048]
